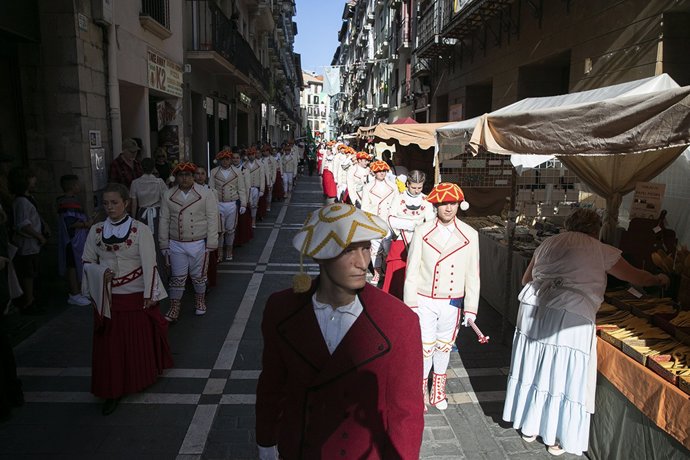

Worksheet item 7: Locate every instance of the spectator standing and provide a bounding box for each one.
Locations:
[256,203,424,460]
[108,138,143,189]
[159,163,219,321]
[8,167,49,314]
[82,183,172,415]
[502,208,670,456]
[154,147,172,184]
[56,175,92,306]
[404,182,479,411]
[0,204,24,422]
[129,158,168,236]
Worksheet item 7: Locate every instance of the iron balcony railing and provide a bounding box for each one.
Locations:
[416,0,451,50]
[142,0,170,29]
[188,0,271,93]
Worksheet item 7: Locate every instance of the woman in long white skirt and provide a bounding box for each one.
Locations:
[502,209,669,456]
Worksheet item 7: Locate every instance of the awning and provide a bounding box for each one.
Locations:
[360,122,454,150]
[435,74,690,242]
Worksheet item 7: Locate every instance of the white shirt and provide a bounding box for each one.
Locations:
[312,294,363,354]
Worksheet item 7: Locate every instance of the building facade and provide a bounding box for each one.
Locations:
[301,71,331,141]
[0,0,303,223]
[332,0,690,134]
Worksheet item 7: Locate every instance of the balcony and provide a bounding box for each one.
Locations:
[187,0,271,99]
[415,0,454,59]
[442,0,516,40]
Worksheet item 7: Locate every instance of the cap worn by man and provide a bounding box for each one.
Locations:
[122,138,141,153]
[426,182,470,211]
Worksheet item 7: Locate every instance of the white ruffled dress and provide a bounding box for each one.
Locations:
[502,231,621,455]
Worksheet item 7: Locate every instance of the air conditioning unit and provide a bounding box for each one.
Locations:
[365,104,374,109]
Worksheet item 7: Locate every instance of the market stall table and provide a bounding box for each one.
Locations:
[590,338,690,459]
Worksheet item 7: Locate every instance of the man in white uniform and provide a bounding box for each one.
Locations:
[209,149,247,261]
[404,182,480,411]
[346,151,371,208]
[361,160,397,284]
[243,147,266,228]
[260,145,276,212]
[281,143,299,197]
[159,162,219,321]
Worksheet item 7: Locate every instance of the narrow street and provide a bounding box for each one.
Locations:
[2,175,577,459]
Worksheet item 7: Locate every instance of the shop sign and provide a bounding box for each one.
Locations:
[218,103,228,120]
[205,97,214,116]
[448,103,463,121]
[148,49,183,97]
[239,92,252,106]
[630,182,666,220]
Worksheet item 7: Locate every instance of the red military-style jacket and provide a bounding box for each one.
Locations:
[256,282,424,460]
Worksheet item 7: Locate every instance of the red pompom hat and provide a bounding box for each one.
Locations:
[172,162,198,175]
[426,182,470,211]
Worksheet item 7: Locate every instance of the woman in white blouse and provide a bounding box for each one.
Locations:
[82,183,172,415]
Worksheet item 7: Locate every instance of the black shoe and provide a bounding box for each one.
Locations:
[102,398,120,416]
[20,303,44,316]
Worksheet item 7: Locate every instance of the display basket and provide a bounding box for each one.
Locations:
[647,355,681,385]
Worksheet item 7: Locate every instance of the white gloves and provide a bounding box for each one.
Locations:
[462,311,477,327]
[258,445,278,460]
[239,206,247,215]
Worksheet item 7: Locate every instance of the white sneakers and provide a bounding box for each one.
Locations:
[68,294,91,306]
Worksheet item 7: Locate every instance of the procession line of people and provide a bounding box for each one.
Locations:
[77,140,301,415]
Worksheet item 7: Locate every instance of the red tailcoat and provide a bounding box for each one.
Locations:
[256,283,424,460]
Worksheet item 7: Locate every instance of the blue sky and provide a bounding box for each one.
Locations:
[294,0,345,74]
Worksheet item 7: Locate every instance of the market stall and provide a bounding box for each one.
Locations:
[359,121,454,187]
[440,74,690,458]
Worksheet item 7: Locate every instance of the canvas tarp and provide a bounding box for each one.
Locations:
[435,74,690,242]
[359,122,454,150]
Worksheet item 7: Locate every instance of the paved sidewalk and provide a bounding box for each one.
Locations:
[1,175,581,459]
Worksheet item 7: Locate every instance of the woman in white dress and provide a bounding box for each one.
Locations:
[503,208,669,456]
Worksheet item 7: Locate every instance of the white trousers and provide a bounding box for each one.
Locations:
[168,240,209,300]
[283,172,294,194]
[370,234,391,269]
[415,295,463,378]
[249,187,260,219]
[218,201,238,248]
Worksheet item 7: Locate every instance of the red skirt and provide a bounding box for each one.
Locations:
[257,192,268,219]
[92,292,173,399]
[273,172,285,201]
[322,169,337,198]
[382,240,407,301]
[234,211,254,246]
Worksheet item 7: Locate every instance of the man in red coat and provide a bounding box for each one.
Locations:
[256,203,424,460]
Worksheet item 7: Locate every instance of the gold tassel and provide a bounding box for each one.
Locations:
[293,251,312,293]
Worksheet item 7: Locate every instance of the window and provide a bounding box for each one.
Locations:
[141,0,170,29]
[314,96,319,105]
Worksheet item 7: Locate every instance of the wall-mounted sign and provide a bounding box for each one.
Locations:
[218,103,228,120]
[239,92,252,106]
[147,49,183,97]
[630,182,666,220]
[448,103,463,121]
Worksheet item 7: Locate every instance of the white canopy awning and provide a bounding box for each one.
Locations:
[435,74,690,242]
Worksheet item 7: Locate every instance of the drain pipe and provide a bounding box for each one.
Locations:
[106,22,122,156]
